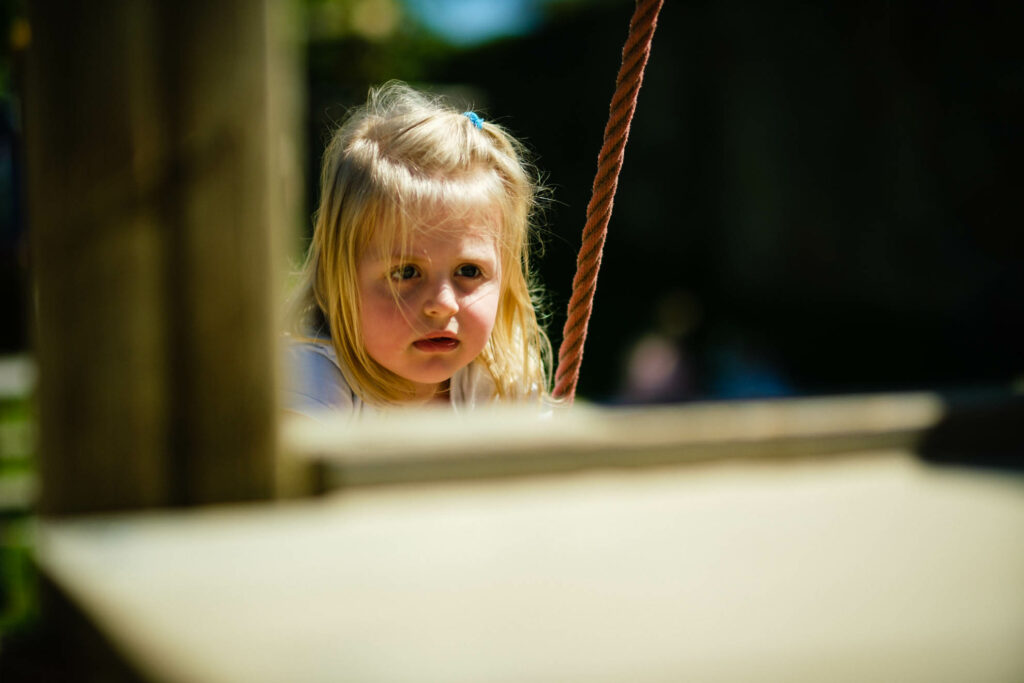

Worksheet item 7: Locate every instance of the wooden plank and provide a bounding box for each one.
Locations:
[35,448,1024,683]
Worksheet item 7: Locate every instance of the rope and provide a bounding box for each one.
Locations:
[552,0,664,402]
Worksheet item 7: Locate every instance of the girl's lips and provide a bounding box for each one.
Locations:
[413,337,460,352]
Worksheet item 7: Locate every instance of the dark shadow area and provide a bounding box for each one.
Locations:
[917,391,1024,473]
[0,574,146,683]
[0,1,28,353]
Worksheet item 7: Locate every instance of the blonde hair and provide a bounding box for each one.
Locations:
[288,81,551,406]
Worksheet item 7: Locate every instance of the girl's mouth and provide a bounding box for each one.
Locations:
[413,337,459,352]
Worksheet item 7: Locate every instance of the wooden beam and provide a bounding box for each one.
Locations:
[25,0,300,514]
[285,390,1023,491]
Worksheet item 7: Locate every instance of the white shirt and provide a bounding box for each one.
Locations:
[284,340,499,420]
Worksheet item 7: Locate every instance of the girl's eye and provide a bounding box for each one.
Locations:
[456,264,482,278]
[389,264,419,281]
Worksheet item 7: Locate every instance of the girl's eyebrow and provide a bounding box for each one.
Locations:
[386,251,427,262]
[365,250,422,262]
[390,249,497,261]
[366,242,499,265]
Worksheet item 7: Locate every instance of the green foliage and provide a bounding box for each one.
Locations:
[0,355,36,641]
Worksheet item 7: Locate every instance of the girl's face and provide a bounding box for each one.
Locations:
[357,207,503,402]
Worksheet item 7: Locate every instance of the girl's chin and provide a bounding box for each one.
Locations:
[401,370,454,389]
[400,362,469,386]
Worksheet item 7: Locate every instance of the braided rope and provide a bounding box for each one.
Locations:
[553,0,665,402]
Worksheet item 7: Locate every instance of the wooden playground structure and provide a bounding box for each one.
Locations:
[10,1,1024,681]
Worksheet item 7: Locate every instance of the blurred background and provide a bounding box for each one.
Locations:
[299,0,1024,403]
[2,0,1023,404]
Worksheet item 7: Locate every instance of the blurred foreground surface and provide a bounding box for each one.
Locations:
[32,396,1024,683]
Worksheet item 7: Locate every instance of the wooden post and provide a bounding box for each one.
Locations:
[25,0,300,514]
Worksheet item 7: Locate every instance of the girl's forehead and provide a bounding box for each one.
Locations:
[418,199,502,234]
[370,200,503,249]
[360,222,500,268]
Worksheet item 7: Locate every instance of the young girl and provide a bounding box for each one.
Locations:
[285,81,552,417]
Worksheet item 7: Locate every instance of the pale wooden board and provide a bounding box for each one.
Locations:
[37,452,1024,683]
[284,393,948,489]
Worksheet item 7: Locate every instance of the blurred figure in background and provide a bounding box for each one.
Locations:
[619,289,700,404]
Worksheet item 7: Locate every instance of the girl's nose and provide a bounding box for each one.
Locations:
[423,280,459,318]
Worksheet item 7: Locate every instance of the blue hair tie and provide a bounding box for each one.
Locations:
[463,111,484,129]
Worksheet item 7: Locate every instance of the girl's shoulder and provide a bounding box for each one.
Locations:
[283,338,358,418]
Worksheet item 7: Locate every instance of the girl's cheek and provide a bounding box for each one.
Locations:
[364,288,399,320]
[375,282,412,309]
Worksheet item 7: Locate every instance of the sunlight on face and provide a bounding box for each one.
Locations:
[357,206,502,403]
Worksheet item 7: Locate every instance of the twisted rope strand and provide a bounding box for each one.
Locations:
[553,0,664,401]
